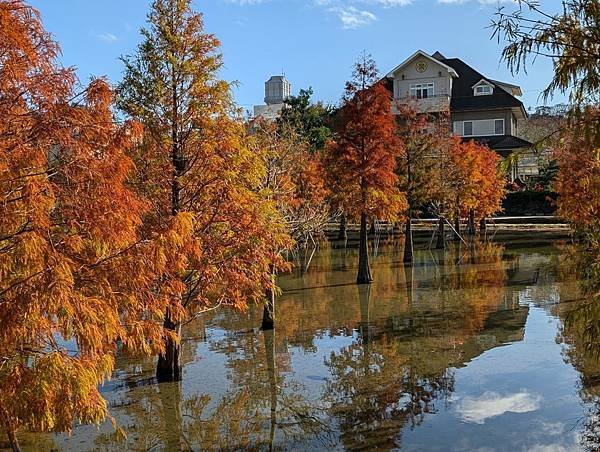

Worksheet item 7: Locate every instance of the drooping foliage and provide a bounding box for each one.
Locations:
[0,1,169,447]
[553,109,600,235]
[492,1,600,235]
[118,0,290,380]
[492,0,600,105]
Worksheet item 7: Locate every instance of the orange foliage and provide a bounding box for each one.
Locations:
[553,111,600,232]
[251,120,330,243]
[0,1,168,444]
[446,139,506,220]
[326,82,406,222]
[118,0,291,379]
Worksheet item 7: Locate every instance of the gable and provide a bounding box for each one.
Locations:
[386,50,458,79]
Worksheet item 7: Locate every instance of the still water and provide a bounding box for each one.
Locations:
[21,235,600,451]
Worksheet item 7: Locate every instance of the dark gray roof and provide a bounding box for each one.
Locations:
[463,135,533,154]
[440,58,525,113]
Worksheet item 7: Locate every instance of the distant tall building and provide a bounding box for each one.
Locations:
[254,75,291,120]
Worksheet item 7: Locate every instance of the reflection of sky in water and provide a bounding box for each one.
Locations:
[31,241,598,451]
[456,391,542,424]
[401,304,584,451]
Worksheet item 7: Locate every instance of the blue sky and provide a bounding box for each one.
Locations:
[28,0,565,112]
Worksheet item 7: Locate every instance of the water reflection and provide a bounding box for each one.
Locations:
[19,236,600,451]
[552,247,600,450]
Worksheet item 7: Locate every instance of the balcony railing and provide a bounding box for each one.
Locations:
[392,93,451,114]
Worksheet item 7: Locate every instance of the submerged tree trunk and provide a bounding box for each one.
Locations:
[468,209,476,235]
[338,215,348,241]
[480,217,487,232]
[357,212,373,284]
[454,212,461,241]
[7,429,20,452]
[156,311,182,383]
[436,216,445,250]
[262,264,276,330]
[403,216,413,263]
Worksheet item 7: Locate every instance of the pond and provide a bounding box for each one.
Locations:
[19,234,600,451]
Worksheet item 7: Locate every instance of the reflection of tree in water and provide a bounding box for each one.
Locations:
[555,247,600,450]
[78,239,526,450]
[323,242,516,450]
[90,327,329,450]
[324,285,455,450]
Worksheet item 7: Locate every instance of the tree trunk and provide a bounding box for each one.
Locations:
[480,217,487,232]
[262,264,276,330]
[468,209,476,235]
[369,218,376,235]
[7,429,20,452]
[403,217,413,263]
[454,212,461,241]
[357,212,373,284]
[337,215,347,241]
[435,216,445,250]
[157,64,184,384]
[156,311,182,383]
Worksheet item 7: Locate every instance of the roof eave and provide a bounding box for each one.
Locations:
[385,50,458,78]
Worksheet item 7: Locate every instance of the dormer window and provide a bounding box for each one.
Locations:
[473,80,494,96]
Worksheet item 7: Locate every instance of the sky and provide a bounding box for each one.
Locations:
[28,0,566,112]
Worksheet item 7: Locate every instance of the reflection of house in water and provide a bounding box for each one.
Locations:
[359,301,529,369]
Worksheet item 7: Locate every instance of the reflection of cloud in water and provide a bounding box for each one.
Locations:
[457,391,542,424]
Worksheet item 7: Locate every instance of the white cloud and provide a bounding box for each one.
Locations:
[456,391,542,424]
[332,6,377,28]
[96,32,118,43]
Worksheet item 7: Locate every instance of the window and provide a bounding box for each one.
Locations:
[495,119,504,135]
[463,121,473,136]
[453,122,461,135]
[474,83,493,96]
[457,119,504,137]
[410,83,434,99]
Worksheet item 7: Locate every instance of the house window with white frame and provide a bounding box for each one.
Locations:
[410,83,434,99]
[474,83,493,96]
[457,119,505,137]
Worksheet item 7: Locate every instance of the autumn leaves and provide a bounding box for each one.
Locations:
[327,55,505,282]
[0,0,507,448]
